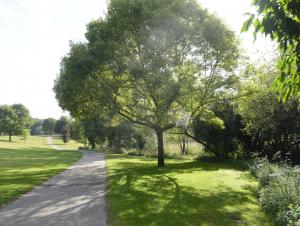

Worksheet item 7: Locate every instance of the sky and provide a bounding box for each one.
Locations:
[0,0,275,119]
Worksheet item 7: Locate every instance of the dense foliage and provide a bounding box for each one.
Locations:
[54,116,69,134]
[192,100,245,158]
[42,118,56,135]
[30,119,44,135]
[238,65,300,163]
[70,118,147,151]
[242,0,300,101]
[249,157,300,226]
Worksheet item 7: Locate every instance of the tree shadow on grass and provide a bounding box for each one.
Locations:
[106,155,271,226]
[0,139,16,143]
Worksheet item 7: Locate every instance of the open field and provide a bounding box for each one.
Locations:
[106,154,273,226]
[0,136,81,206]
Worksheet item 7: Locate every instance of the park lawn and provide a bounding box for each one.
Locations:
[106,154,273,226]
[0,135,81,206]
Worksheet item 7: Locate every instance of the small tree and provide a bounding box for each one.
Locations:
[61,125,70,143]
[0,104,31,142]
[22,129,30,143]
[177,134,188,155]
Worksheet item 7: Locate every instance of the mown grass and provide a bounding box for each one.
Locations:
[106,154,273,226]
[0,136,81,206]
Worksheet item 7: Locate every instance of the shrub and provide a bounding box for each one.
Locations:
[248,156,278,186]
[62,126,70,143]
[285,205,300,226]
[249,157,300,226]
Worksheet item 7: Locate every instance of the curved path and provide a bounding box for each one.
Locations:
[0,143,107,226]
[46,136,62,150]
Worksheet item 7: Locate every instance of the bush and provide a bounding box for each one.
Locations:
[248,157,278,186]
[249,157,300,226]
[61,125,70,143]
[285,205,300,226]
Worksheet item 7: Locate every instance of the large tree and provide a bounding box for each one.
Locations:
[0,104,31,141]
[54,0,239,166]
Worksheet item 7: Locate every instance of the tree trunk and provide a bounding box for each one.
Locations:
[186,137,189,155]
[113,134,121,153]
[156,129,165,167]
[9,130,12,142]
[182,137,186,155]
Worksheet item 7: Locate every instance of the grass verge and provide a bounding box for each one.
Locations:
[106,154,273,226]
[0,136,81,206]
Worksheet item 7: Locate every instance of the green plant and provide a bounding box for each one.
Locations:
[285,205,300,226]
[248,156,278,186]
[249,157,300,225]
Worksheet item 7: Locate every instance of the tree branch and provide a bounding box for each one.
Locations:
[183,131,214,151]
[119,111,153,128]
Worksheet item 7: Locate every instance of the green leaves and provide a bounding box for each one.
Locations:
[241,14,254,32]
[242,0,300,102]
[0,104,31,138]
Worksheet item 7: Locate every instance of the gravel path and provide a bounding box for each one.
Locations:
[0,151,107,226]
[46,136,62,150]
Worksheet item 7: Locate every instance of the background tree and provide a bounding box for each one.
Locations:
[54,0,240,166]
[176,133,189,155]
[61,125,70,143]
[193,100,246,158]
[237,63,300,163]
[70,119,86,144]
[54,116,69,134]
[0,104,31,142]
[42,118,56,135]
[21,129,30,143]
[242,0,300,101]
[0,105,17,141]
[30,119,44,135]
[82,119,106,149]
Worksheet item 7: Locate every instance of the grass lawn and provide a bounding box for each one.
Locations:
[0,135,82,206]
[106,154,273,226]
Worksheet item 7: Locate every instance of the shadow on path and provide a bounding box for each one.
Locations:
[0,151,107,226]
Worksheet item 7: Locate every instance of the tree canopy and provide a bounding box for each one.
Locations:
[42,118,56,135]
[54,116,70,134]
[0,104,31,141]
[242,0,300,101]
[54,0,240,166]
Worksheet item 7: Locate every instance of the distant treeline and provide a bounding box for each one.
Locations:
[0,104,71,142]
